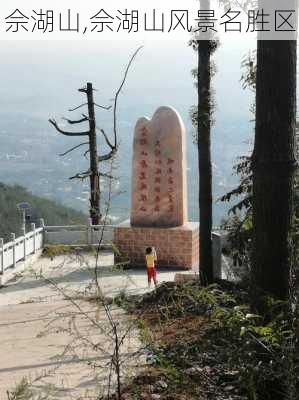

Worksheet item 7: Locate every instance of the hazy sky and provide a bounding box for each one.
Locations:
[0,37,255,121]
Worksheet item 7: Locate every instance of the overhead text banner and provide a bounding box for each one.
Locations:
[0,0,297,41]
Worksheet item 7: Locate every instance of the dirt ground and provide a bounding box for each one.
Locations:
[0,252,187,399]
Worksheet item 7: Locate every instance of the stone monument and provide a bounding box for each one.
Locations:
[114,106,199,269]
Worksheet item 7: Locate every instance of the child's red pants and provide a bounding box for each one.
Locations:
[147,267,157,281]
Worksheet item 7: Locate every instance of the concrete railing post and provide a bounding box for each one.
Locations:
[21,227,26,261]
[0,238,4,275]
[87,218,92,245]
[31,223,36,254]
[11,233,16,268]
[40,218,45,246]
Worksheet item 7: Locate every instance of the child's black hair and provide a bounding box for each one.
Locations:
[146,247,152,254]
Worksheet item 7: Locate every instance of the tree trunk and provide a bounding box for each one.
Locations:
[198,36,213,285]
[252,39,297,299]
[87,82,101,225]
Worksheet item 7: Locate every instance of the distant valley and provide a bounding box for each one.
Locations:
[0,39,254,225]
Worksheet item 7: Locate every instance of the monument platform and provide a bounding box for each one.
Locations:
[114,221,199,270]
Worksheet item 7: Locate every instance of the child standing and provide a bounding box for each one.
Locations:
[145,247,158,288]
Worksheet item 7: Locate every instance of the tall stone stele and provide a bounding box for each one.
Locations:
[114,106,199,269]
[131,106,188,227]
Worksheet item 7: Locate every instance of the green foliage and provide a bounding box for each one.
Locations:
[0,182,86,242]
[6,376,55,400]
[221,214,252,273]
[219,155,252,215]
[114,289,131,309]
[207,294,297,399]
[137,319,154,345]
[189,31,218,143]
[41,245,72,259]
[240,50,257,92]
[219,155,253,274]
[6,378,32,400]
[218,51,256,275]
[130,282,298,400]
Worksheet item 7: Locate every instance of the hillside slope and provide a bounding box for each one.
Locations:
[0,183,87,242]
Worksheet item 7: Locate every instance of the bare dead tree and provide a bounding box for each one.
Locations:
[49,46,143,225]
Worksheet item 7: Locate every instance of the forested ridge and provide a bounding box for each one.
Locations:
[0,182,86,242]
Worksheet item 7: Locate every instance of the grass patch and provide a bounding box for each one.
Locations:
[41,244,98,259]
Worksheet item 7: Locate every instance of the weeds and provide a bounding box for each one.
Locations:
[120,280,298,400]
[41,244,72,259]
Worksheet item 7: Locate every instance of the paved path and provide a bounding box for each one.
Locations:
[0,252,187,399]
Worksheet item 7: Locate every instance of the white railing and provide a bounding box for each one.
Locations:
[43,219,114,247]
[0,223,44,274]
[0,219,114,279]
[0,218,229,282]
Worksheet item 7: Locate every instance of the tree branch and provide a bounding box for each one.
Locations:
[68,103,88,112]
[59,142,89,157]
[62,116,89,125]
[78,86,98,94]
[94,103,112,111]
[49,119,90,136]
[98,148,117,163]
[69,169,91,180]
[112,46,143,148]
[69,169,116,180]
[78,87,87,94]
[99,172,117,180]
[96,127,115,150]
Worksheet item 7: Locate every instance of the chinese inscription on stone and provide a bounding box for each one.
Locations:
[131,106,188,227]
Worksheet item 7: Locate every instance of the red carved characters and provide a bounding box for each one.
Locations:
[136,126,176,215]
[167,158,175,214]
[153,139,162,213]
[138,126,149,213]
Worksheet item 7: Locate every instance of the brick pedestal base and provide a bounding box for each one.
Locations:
[113,221,199,270]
